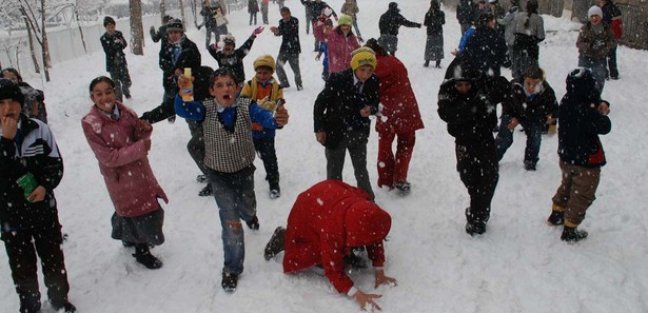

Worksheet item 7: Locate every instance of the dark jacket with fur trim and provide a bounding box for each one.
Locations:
[0,115,63,237]
[503,78,558,127]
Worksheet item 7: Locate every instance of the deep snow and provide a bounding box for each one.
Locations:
[1,1,647,313]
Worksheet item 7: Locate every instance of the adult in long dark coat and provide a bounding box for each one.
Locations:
[424,0,445,68]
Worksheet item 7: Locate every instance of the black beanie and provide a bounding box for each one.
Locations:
[104,16,116,27]
[0,79,25,106]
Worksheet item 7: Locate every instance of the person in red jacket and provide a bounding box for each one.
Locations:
[264,180,397,311]
[365,39,424,194]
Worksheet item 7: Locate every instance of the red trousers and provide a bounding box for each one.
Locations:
[376,130,416,188]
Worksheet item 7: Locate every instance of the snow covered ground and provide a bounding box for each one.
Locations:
[1,1,647,312]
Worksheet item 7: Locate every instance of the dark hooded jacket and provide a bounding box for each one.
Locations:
[379,3,421,35]
[557,69,611,167]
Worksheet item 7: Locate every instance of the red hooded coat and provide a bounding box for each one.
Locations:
[373,54,424,134]
[82,102,168,217]
[283,180,391,294]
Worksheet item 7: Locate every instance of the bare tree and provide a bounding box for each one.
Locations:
[74,0,88,53]
[160,0,167,22]
[129,0,145,55]
[23,14,40,74]
[18,1,51,81]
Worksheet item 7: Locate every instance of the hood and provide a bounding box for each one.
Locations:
[565,67,599,103]
[345,201,392,247]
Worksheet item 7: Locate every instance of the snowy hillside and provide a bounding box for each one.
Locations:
[1,1,647,312]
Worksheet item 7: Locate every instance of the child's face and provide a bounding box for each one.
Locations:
[223,43,235,55]
[454,81,472,94]
[0,98,21,123]
[105,23,116,34]
[90,81,117,113]
[354,65,374,82]
[590,15,602,25]
[210,75,237,107]
[523,77,542,95]
[255,67,273,82]
[324,24,333,33]
[340,24,351,34]
[281,11,291,21]
[168,30,183,44]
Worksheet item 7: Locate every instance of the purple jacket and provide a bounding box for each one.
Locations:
[82,102,168,217]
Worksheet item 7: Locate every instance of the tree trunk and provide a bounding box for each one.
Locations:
[160,0,167,22]
[179,0,187,25]
[129,0,145,55]
[75,1,88,53]
[40,0,51,81]
[24,15,41,74]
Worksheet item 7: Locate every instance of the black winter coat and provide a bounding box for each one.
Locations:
[379,8,421,36]
[438,79,498,146]
[100,30,128,72]
[463,26,507,76]
[208,36,256,84]
[504,79,558,127]
[0,115,63,237]
[558,89,611,167]
[456,0,473,25]
[424,10,445,35]
[301,0,337,22]
[159,36,202,92]
[313,69,379,149]
[276,17,301,55]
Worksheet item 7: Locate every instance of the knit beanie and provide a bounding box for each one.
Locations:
[103,16,116,27]
[350,47,377,71]
[588,5,603,18]
[0,79,25,106]
[253,55,276,72]
[166,19,184,32]
[338,14,353,27]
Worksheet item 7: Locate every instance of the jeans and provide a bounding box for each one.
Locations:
[276,52,302,88]
[253,137,279,189]
[206,165,257,275]
[578,56,607,93]
[325,130,374,198]
[495,114,542,165]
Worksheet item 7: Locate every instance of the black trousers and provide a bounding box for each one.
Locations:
[253,137,280,189]
[455,140,499,224]
[2,222,70,313]
[187,120,208,175]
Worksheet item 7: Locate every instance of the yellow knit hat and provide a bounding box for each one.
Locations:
[350,47,377,71]
[253,54,276,72]
[338,14,353,27]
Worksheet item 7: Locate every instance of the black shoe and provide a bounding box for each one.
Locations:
[424,60,430,67]
[122,241,135,248]
[269,186,281,199]
[610,76,619,80]
[280,83,290,89]
[264,226,286,260]
[51,300,77,313]
[465,220,487,236]
[524,162,536,171]
[246,215,259,231]
[124,92,132,99]
[435,60,442,68]
[221,272,238,293]
[547,211,564,226]
[196,174,208,183]
[167,115,176,123]
[199,184,213,197]
[296,85,303,91]
[394,182,411,196]
[561,226,588,242]
[133,247,163,269]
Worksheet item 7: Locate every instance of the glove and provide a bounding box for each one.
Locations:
[252,26,264,36]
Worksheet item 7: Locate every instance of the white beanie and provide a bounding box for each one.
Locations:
[588,5,603,18]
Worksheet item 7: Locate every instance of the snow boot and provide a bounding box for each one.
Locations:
[198,184,213,197]
[221,272,238,293]
[547,211,564,226]
[561,226,588,242]
[524,161,536,171]
[133,245,163,269]
[246,215,260,231]
[465,220,487,236]
[264,227,286,260]
[196,174,208,183]
[424,60,430,67]
[51,299,77,313]
[435,60,442,68]
[394,182,411,196]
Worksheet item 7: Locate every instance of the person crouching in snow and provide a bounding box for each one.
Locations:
[240,55,285,199]
[365,39,424,195]
[264,179,397,311]
[82,76,168,270]
[548,68,611,242]
[174,68,289,292]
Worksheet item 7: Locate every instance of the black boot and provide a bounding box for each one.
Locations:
[424,60,430,67]
[221,272,239,292]
[246,215,260,231]
[269,184,281,199]
[561,226,588,242]
[524,161,536,171]
[435,60,442,68]
[51,299,77,313]
[198,184,213,197]
[264,227,286,260]
[547,211,564,226]
[465,220,487,236]
[394,182,411,196]
[133,245,163,269]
